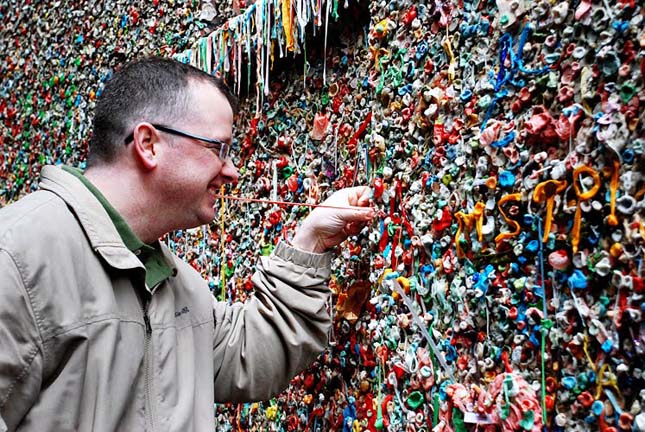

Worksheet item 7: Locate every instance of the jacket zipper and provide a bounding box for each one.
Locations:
[138,289,155,431]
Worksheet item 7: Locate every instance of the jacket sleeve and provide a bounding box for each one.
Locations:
[212,241,332,402]
[0,249,44,431]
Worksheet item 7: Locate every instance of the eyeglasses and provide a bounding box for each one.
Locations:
[124,124,231,160]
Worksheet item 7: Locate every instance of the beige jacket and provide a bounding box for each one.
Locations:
[0,166,332,431]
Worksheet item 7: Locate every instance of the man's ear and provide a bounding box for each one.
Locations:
[130,122,159,170]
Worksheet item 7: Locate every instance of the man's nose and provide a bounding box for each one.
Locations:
[221,159,240,184]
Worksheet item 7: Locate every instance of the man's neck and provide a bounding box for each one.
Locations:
[84,166,161,244]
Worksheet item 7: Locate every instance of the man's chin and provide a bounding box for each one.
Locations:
[198,207,217,225]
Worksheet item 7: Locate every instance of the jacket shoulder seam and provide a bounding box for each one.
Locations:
[0,248,44,409]
[0,345,40,411]
[0,249,46,342]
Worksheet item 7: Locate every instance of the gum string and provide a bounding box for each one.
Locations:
[219,185,228,301]
[214,194,371,211]
[537,217,548,429]
[392,280,455,381]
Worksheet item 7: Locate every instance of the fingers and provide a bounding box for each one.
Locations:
[355,186,372,207]
[322,186,375,223]
[293,186,374,253]
[344,186,372,208]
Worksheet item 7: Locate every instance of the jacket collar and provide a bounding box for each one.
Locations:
[39,165,144,272]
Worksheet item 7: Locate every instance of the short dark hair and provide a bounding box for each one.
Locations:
[88,56,238,166]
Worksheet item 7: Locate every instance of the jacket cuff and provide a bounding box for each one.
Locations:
[272,240,332,269]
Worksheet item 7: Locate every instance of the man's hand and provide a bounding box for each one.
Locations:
[291,187,375,253]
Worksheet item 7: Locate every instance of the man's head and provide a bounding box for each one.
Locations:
[89,56,238,165]
[87,57,240,234]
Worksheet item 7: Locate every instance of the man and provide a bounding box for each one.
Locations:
[0,57,374,431]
